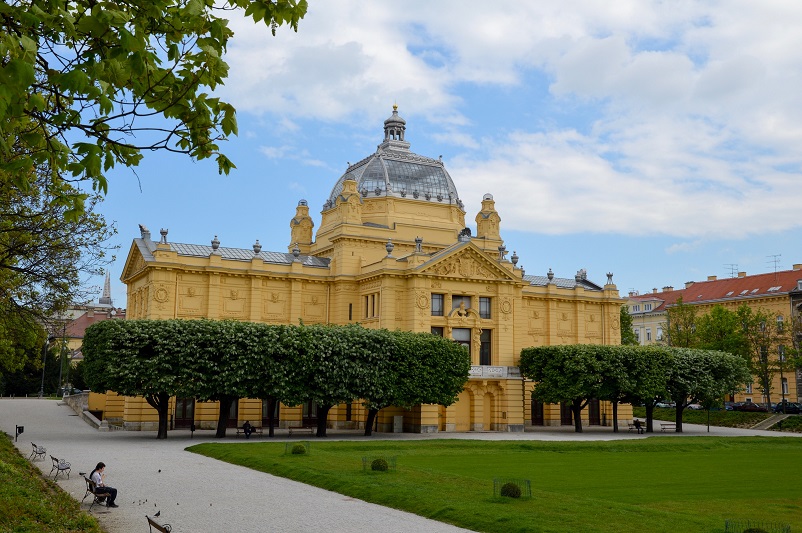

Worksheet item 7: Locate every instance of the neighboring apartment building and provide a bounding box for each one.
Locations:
[95,107,627,433]
[628,268,802,404]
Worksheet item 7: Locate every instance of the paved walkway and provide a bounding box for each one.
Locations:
[2,399,799,532]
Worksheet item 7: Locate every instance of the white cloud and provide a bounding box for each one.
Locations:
[219,0,802,239]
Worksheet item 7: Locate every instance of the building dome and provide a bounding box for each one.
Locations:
[324,106,462,210]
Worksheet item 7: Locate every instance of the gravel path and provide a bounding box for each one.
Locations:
[2,399,798,532]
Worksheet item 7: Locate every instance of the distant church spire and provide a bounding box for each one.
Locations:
[99,272,112,305]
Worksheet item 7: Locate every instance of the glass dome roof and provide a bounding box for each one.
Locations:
[324,107,462,210]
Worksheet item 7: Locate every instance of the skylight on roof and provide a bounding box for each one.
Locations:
[740,290,748,295]
[725,291,734,296]
[768,286,781,292]
[751,288,760,294]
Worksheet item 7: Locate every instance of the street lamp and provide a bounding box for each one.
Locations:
[39,335,55,398]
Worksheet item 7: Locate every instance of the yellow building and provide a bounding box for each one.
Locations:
[103,107,626,432]
[629,269,802,404]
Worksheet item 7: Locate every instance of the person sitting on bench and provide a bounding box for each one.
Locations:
[633,419,644,434]
[90,462,119,507]
[242,420,254,439]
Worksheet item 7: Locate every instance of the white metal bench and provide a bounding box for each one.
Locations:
[29,442,46,461]
[49,455,71,480]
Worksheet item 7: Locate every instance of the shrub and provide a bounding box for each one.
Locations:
[500,482,521,499]
[371,458,389,471]
[742,529,768,533]
[291,444,307,455]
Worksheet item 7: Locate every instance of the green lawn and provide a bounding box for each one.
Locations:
[0,434,103,533]
[188,437,802,533]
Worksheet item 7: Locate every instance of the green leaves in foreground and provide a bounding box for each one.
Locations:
[0,0,308,218]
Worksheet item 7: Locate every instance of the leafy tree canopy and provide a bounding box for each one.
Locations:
[619,305,638,346]
[0,0,307,217]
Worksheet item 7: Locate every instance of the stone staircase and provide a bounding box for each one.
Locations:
[750,414,790,430]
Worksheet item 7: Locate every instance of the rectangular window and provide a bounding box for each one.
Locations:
[646,328,652,342]
[452,295,472,312]
[431,327,444,337]
[777,315,784,333]
[779,345,786,362]
[348,303,352,321]
[745,383,752,394]
[452,328,471,355]
[431,294,444,316]
[657,327,663,341]
[364,293,379,318]
[479,297,491,319]
[644,303,652,311]
[632,304,641,312]
[634,328,640,343]
[480,330,491,365]
[782,378,789,395]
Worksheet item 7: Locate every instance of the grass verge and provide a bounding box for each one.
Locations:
[189,437,802,533]
[0,433,103,533]
[632,407,772,428]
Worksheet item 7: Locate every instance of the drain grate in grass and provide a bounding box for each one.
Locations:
[494,478,531,499]
[724,518,791,533]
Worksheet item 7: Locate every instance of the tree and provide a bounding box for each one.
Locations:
[0,168,115,382]
[361,330,470,436]
[284,324,394,438]
[617,346,671,433]
[696,305,747,357]
[664,348,750,432]
[620,305,638,345]
[0,0,308,216]
[736,304,791,409]
[663,297,698,348]
[83,319,187,438]
[519,345,611,433]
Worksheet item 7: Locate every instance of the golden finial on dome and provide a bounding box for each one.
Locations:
[393,103,398,111]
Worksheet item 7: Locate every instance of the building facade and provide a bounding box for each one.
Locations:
[628,269,802,404]
[100,107,627,432]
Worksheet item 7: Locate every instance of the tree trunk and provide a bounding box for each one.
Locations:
[364,408,379,436]
[215,395,235,438]
[146,392,170,439]
[316,403,331,437]
[612,401,619,433]
[645,403,655,433]
[266,397,277,438]
[571,400,584,433]
[675,404,685,432]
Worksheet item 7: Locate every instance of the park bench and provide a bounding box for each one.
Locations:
[29,442,46,461]
[49,455,71,480]
[288,424,315,436]
[81,475,107,511]
[235,426,263,437]
[147,515,172,532]
[627,422,644,434]
[660,422,676,432]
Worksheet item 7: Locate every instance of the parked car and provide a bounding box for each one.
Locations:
[687,403,704,410]
[655,401,676,408]
[773,401,802,414]
[58,387,84,396]
[732,402,768,412]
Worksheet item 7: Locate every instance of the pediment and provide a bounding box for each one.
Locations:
[121,241,149,282]
[418,243,517,282]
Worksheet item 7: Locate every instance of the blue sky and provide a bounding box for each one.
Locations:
[92,1,802,307]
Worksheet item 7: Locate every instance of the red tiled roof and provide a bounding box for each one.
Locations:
[631,268,802,311]
[64,310,126,339]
